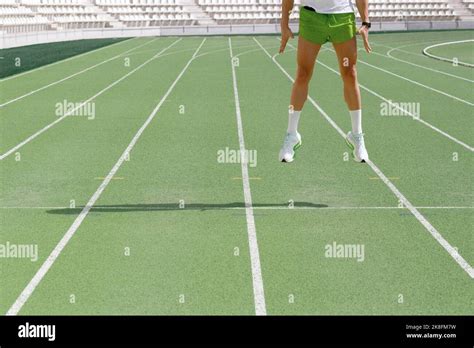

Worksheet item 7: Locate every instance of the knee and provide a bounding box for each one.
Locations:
[341,64,357,83]
[295,65,313,85]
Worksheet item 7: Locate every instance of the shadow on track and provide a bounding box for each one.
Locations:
[46,202,329,214]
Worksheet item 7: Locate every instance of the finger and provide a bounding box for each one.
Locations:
[364,39,372,53]
[364,35,372,53]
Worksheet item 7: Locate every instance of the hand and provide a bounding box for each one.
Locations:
[279,26,294,54]
[357,25,372,53]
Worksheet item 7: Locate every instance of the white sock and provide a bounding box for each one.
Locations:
[287,110,301,135]
[350,109,362,134]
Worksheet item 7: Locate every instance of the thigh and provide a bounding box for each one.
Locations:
[332,36,358,71]
[296,35,322,74]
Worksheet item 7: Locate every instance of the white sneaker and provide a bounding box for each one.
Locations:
[345,131,369,163]
[279,132,302,163]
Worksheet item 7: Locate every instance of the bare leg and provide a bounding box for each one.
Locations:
[279,36,322,162]
[332,37,361,111]
[333,37,369,162]
[290,36,322,111]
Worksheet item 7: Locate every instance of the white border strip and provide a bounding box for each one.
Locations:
[423,40,474,68]
[229,37,267,315]
[6,38,207,316]
[254,37,474,279]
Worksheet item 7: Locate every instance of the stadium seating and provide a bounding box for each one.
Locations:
[0,0,471,34]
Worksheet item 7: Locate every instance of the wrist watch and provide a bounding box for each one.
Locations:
[362,21,371,29]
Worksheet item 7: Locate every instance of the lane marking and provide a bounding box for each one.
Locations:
[128,42,275,60]
[354,54,474,107]
[384,40,449,59]
[255,37,474,279]
[372,52,474,83]
[423,40,474,68]
[234,45,282,58]
[0,38,183,161]
[94,176,124,180]
[369,176,400,180]
[0,41,257,162]
[380,43,474,83]
[0,38,135,83]
[6,38,207,316]
[0,38,159,108]
[229,37,267,316]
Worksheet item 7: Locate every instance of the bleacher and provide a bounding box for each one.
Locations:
[0,2,50,33]
[0,0,471,34]
[201,0,458,24]
[95,0,195,27]
[464,0,474,10]
[199,0,286,24]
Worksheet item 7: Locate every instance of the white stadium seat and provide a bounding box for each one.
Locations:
[0,0,467,33]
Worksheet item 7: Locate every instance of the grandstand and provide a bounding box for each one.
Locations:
[0,0,472,37]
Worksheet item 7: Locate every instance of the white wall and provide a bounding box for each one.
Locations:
[1,21,473,49]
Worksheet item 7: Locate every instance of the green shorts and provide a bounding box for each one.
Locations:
[299,7,356,45]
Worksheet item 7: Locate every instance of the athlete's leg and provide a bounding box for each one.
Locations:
[333,36,368,162]
[332,36,360,112]
[290,35,322,111]
[279,36,322,163]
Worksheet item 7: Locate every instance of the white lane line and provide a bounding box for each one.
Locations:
[366,161,474,279]
[0,38,182,161]
[316,58,474,152]
[384,40,447,59]
[0,41,260,162]
[234,45,282,58]
[6,38,207,316]
[229,37,267,316]
[254,37,474,279]
[0,38,136,83]
[128,40,250,59]
[354,54,474,107]
[2,206,473,210]
[423,40,474,68]
[373,51,474,83]
[379,42,474,83]
[0,38,159,108]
